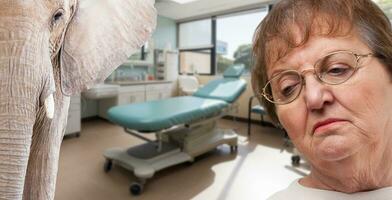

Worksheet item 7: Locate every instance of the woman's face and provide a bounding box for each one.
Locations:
[270,34,392,164]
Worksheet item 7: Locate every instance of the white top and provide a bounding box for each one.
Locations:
[268,179,392,200]
[82,84,120,99]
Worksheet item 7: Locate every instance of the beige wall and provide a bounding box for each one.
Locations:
[197,75,272,123]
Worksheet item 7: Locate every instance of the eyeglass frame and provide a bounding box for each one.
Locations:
[261,50,373,105]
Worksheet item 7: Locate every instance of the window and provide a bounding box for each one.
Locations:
[373,0,392,19]
[216,9,268,74]
[178,7,268,75]
[179,19,214,74]
[180,49,211,74]
[179,19,212,49]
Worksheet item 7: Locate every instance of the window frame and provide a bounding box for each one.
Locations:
[177,4,271,75]
[177,17,216,75]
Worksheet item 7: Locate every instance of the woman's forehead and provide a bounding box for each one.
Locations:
[264,17,355,69]
[265,33,369,76]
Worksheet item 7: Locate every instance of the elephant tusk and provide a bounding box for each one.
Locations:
[44,94,55,119]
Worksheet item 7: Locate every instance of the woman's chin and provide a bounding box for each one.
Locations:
[314,134,359,161]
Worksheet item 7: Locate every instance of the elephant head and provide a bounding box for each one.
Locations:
[0,0,156,199]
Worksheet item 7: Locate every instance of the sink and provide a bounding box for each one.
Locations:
[82,84,120,99]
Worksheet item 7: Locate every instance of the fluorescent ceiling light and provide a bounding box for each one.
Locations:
[170,0,199,4]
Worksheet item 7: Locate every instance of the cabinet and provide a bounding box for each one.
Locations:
[65,96,81,136]
[117,92,145,105]
[154,49,165,80]
[117,85,146,105]
[145,83,172,101]
[98,82,173,120]
[154,49,178,81]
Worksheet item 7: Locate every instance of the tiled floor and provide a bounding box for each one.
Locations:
[55,119,305,200]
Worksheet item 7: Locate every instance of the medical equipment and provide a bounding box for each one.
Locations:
[103,65,247,195]
[178,74,200,95]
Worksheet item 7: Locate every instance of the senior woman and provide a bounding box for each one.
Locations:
[252,0,392,199]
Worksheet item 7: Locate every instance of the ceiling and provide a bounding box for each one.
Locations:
[155,0,273,21]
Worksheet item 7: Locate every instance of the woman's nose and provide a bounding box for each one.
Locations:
[302,75,334,111]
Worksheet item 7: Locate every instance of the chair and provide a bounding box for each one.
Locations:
[246,97,302,165]
[247,95,268,138]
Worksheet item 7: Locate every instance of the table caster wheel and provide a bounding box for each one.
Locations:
[130,182,143,196]
[185,160,194,166]
[104,159,112,173]
[230,145,238,153]
[291,155,300,166]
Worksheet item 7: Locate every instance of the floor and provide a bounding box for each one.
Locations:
[55,118,307,200]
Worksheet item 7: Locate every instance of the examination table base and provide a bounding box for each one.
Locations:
[103,121,238,195]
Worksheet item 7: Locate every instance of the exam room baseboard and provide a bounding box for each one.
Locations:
[81,116,103,122]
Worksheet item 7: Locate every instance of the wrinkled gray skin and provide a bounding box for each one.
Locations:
[0,0,156,199]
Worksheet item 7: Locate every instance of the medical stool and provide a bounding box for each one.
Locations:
[247,96,268,138]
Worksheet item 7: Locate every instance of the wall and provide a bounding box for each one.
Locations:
[152,15,177,50]
[151,16,179,96]
[114,15,177,79]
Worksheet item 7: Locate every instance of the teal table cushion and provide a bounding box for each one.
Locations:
[193,78,246,103]
[251,105,267,115]
[108,96,228,132]
[223,64,245,78]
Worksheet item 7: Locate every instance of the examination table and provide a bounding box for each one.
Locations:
[103,65,247,195]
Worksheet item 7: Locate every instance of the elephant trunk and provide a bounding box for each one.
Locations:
[0,23,54,199]
[0,71,37,198]
[22,57,70,200]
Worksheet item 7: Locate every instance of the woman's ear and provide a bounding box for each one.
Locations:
[60,0,156,95]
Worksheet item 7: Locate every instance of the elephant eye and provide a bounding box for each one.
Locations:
[53,9,64,22]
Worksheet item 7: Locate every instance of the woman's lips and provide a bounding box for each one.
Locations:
[313,118,348,135]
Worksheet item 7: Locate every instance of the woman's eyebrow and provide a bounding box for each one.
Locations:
[267,49,339,79]
[268,68,287,79]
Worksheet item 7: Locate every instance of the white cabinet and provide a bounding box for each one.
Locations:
[65,96,81,136]
[97,82,173,120]
[146,91,162,101]
[117,92,145,105]
[145,83,172,101]
[117,85,145,105]
[154,50,179,81]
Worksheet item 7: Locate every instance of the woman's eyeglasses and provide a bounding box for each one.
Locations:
[261,50,373,105]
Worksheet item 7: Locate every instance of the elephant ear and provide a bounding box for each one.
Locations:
[60,0,156,95]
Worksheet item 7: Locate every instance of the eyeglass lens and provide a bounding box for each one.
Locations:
[265,52,358,104]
